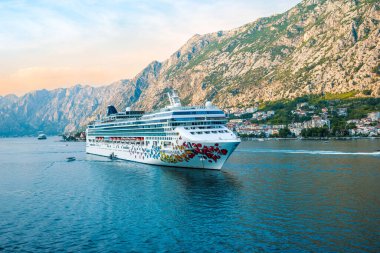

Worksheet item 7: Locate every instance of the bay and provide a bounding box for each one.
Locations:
[0,137,379,252]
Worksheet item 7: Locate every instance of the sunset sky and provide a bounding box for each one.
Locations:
[0,0,300,96]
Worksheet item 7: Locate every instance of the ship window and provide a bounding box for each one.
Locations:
[172,111,224,115]
[205,131,210,134]
[196,132,202,134]
[190,132,195,135]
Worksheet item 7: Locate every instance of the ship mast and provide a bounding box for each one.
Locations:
[167,90,182,108]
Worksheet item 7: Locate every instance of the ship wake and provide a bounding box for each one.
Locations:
[237,149,380,156]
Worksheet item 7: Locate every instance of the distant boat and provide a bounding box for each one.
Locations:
[37,133,47,140]
[66,157,76,162]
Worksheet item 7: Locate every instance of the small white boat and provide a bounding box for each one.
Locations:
[37,133,47,140]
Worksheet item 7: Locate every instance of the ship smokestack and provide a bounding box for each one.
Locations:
[107,105,118,116]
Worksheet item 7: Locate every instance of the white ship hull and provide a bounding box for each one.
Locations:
[86,92,240,170]
[86,140,239,170]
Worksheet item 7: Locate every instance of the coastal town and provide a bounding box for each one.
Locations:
[226,102,380,138]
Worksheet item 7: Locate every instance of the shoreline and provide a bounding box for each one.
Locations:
[240,136,380,141]
[0,136,379,141]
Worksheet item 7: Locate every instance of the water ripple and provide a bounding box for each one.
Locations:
[0,137,379,252]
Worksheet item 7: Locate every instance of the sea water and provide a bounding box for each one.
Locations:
[0,137,379,252]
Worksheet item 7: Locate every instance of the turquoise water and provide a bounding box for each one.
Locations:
[0,137,379,252]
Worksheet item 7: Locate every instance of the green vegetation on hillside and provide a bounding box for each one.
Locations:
[248,92,380,126]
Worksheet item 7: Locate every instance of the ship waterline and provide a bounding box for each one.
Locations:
[86,91,240,170]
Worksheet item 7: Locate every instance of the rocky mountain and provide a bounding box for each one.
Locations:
[136,0,380,109]
[0,0,379,136]
[0,60,161,136]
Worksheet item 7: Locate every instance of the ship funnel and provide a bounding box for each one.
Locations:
[167,90,182,108]
[107,105,118,116]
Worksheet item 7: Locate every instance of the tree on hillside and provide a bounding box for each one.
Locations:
[301,127,329,138]
[279,128,292,138]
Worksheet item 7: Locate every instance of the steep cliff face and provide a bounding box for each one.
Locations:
[0,0,379,136]
[135,0,380,109]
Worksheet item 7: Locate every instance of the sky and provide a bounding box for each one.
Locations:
[0,0,300,96]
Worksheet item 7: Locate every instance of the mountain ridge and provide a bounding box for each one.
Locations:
[134,0,379,110]
[0,0,379,136]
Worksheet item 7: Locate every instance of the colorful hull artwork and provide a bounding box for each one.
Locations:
[86,139,239,170]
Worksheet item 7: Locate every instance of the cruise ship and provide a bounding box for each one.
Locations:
[86,91,240,170]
